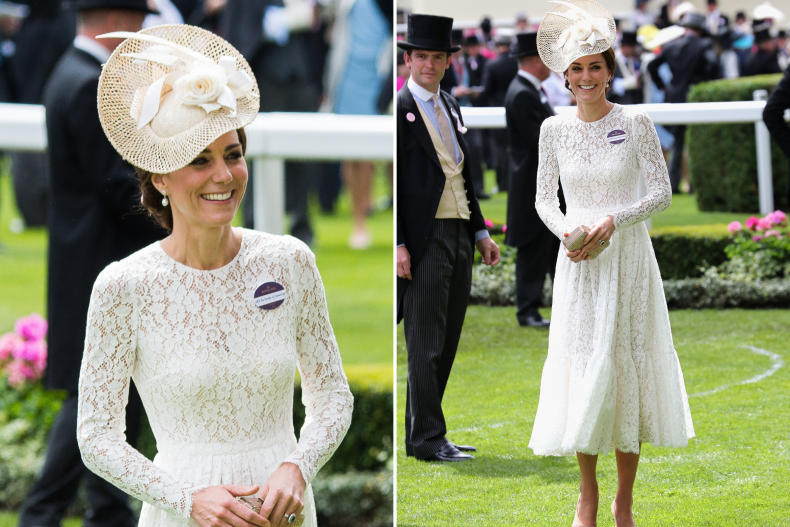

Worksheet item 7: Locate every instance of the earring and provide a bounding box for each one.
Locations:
[606,78,611,88]
[161,189,169,207]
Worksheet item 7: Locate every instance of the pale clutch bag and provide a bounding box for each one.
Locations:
[563,225,610,260]
[237,496,305,526]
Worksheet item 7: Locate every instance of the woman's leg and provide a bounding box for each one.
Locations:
[575,452,599,525]
[611,446,640,527]
[343,161,373,249]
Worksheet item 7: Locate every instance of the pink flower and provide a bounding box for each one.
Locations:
[753,235,763,242]
[745,216,760,230]
[768,210,787,226]
[765,229,781,238]
[727,221,743,233]
[4,359,36,388]
[14,313,47,341]
[757,217,773,231]
[0,333,22,362]
[484,218,494,228]
[502,224,507,233]
[15,339,46,363]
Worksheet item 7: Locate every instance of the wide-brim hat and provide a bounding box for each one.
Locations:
[396,14,461,53]
[513,32,539,57]
[643,24,685,50]
[64,0,158,14]
[537,0,617,73]
[97,24,260,174]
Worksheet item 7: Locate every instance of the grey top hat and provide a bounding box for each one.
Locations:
[680,12,707,32]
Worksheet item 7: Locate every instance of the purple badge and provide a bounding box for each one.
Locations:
[254,282,286,310]
[606,129,627,145]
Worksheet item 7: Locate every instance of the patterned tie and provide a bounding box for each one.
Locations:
[431,94,457,161]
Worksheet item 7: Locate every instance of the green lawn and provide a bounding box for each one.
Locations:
[479,169,758,229]
[0,512,79,527]
[396,307,790,526]
[0,162,393,381]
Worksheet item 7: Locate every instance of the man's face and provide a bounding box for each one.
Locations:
[516,20,528,32]
[404,50,450,91]
[465,44,480,57]
[621,43,637,58]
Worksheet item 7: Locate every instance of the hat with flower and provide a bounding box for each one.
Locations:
[537,0,617,73]
[97,24,260,174]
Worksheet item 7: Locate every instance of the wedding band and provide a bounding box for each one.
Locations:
[285,513,296,523]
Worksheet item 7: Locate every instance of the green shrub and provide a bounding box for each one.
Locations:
[664,275,790,309]
[649,224,732,279]
[687,74,788,213]
[313,468,393,527]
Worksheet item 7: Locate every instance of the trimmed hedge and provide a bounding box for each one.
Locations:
[664,276,790,309]
[649,224,731,279]
[687,74,788,213]
[313,469,393,527]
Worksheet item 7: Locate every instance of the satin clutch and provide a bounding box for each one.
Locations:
[563,225,610,260]
[237,496,305,526]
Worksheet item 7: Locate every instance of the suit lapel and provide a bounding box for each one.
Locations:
[440,91,469,160]
[520,76,555,117]
[401,89,441,169]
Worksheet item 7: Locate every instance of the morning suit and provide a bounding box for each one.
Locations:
[482,52,518,191]
[397,81,487,459]
[647,33,719,192]
[504,72,564,323]
[764,68,790,210]
[743,49,782,77]
[18,44,164,527]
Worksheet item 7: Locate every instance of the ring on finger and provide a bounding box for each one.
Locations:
[284,513,296,523]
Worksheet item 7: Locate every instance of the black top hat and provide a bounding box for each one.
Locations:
[754,28,773,44]
[621,31,638,46]
[463,34,480,46]
[397,14,462,53]
[513,32,538,58]
[680,12,707,32]
[65,0,158,13]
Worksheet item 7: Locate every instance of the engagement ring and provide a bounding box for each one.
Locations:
[599,240,605,245]
[285,513,296,523]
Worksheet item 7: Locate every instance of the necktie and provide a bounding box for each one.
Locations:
[431,94,456,161]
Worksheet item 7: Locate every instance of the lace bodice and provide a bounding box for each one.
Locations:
[77,229,353,521]
[535,104,671,238]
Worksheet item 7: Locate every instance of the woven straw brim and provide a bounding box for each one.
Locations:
[537,0,616,72]
[98,24,260,174]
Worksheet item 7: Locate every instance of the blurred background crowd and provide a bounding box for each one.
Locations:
[0,0,393,249]
[396,0,788,195]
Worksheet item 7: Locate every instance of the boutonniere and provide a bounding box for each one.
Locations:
[457,120,467,134]
[450,107,459,118]
[406,112,416,122]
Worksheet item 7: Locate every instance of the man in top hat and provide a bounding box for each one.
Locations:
[482,34,518,192]
[396,13,500,462]
[608,31,644,105]
[16,0,165,525]
[743,21,781,76]
[503,32,562,328]
[764,67,790,211]
[648,11,720,193]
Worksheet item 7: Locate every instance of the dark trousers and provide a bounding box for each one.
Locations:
[668,125,686,193]
[515,230,560,324]
[492,130,509,192]
[403,219,473,459]
[11,152,49,227]
[18,386,143,527]
[464,128,486,196]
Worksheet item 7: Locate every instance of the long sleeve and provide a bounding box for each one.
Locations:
[77,264,206,521]
[609,111,671,230]
[535,118,569,240]
[282,242,353,484]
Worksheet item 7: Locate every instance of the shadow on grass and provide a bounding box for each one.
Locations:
[404,454,579,484]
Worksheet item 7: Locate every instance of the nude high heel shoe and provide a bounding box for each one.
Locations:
[611,500,636,527]
[572,494,597,527]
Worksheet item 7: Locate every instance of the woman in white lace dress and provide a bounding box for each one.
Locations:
[76,25,353,527]
[529,2,694,526]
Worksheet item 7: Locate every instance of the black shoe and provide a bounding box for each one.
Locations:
[520,314,550,328]
[452,443,477,452]
[405,446,414,457]
[476,192,491,200]
[421,443,474,462]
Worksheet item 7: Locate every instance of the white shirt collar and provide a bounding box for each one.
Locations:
[517,69,543,93]
[73,35,112,64]
[408,77,440,103]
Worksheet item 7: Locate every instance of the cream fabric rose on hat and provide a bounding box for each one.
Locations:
[173,63,227,107]
[537,0,616,72]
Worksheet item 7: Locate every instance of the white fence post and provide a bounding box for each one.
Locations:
[253,157,285,234]
[753,89,774,215]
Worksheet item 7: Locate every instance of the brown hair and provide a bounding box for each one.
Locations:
[135,127,247,231]
[563,47,617,94]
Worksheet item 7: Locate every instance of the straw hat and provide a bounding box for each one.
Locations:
[537,0,616,73]
[97,24,260,174]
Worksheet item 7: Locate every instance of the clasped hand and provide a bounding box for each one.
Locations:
[191,463,305,527]
[563,215,614,263]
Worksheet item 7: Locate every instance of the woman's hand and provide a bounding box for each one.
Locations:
[257,463,306,527]
[563,232,587,263]
[580,215,615,255]
[191,485,270,527]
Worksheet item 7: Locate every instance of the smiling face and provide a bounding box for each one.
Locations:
[565,53,612,104]
[153,130,247,231]
[404,49,450,93]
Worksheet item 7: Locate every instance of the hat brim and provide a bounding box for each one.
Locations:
[512,50,540,58]
[397,41,462,53]
[64,0,159,14]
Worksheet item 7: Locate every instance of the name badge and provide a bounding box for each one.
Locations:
[606,129,627,145]
[254,282,286,310]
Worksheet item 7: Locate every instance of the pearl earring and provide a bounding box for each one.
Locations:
[161,190,169,207]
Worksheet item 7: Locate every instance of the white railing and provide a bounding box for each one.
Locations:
[460,96,788,215]
[0,103,393,234]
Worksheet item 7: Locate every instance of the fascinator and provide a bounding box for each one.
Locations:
[537,0,616,73]
[97,24,260,174]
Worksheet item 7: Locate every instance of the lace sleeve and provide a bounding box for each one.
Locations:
[535,118,570,240]
[609,110,671,230]
[77,264,206,521]
[282,240,353,484]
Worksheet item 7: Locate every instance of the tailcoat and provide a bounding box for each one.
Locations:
[764,68,790,209]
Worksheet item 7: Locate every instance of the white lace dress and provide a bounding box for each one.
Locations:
[529,104,694,456]
[77,229,353,526]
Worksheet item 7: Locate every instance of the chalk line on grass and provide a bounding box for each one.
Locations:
[689,345,784,398]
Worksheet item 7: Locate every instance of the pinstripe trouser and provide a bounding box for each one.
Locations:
[403,219,473,459]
